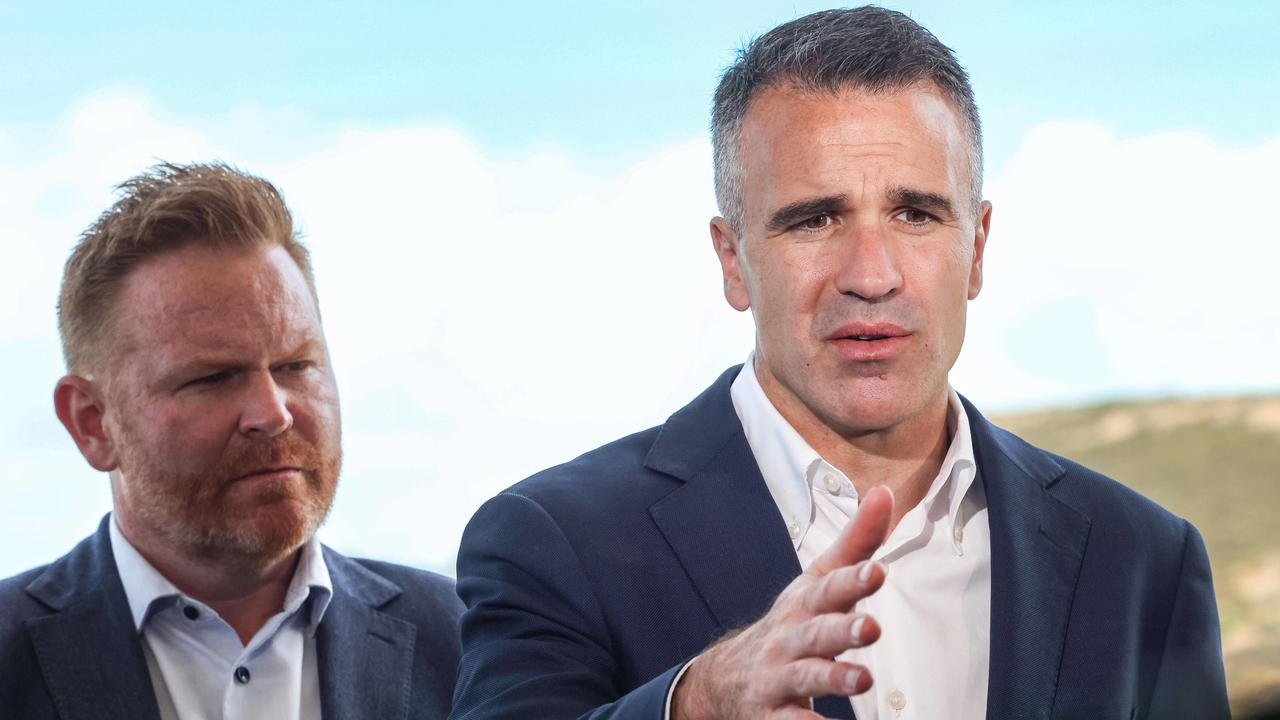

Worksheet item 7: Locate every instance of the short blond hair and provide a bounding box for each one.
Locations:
[58,161,315,373]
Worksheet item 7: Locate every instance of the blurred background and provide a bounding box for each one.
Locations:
[1,1,1276,713]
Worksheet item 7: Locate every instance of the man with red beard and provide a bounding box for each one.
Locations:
[0,162,463,719]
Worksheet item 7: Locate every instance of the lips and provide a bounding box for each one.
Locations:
[826,322,910,362]
[233,466,304,483]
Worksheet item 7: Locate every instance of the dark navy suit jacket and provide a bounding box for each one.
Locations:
[451,366,1230,719]
[0,516,464,720]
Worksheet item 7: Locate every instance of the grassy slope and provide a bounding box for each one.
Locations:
[994,396,1280,714]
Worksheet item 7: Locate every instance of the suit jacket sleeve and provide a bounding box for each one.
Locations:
[450,491,683,720]
[1144,521,1230,719]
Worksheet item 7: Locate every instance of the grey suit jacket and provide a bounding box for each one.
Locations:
[0,516,464,719]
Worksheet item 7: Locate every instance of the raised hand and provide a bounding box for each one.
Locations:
[672,485,894,720]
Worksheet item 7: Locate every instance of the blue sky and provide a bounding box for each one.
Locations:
[1,2,1278,576]
[4,2,1277,170]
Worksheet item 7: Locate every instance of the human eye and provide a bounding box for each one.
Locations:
[273,360,321,380]
[893,207,936,228]
[183,371,232,389]
[272,360,314,378]
[794,213,836,233]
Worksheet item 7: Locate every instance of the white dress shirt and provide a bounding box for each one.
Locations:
[732,358,991,720]
[109,516,333,720]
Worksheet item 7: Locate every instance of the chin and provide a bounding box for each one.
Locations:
[827,406,915,436]
[187,492,332,567]
[195,519,307,567]
[825,376,936,433]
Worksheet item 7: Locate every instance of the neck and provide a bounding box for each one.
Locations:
[115,515,302,645]
[758,371,953,532]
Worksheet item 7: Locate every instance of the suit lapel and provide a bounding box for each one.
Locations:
[965,398,1091,719]
[646,367,854,720]
[316,549,418,720]
[648,425,803,631]
[647,366,802,632]
[24,517,161,720]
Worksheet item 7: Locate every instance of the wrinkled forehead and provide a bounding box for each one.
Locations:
[105,244,324,376]
[736,83,972,209]
[740,81,969,163]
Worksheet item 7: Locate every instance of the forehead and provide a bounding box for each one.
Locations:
[111,244,322,371]
[737,83,970,206]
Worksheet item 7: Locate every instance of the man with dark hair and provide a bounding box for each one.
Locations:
[452,8,1229,719]
[0,162,463,719]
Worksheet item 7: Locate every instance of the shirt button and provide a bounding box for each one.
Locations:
[182,605,200,621]
[888,688,906,711]
[824,474,841,494]
[787,522,800,540]
[234,666,251,684]
[953,524,964,542]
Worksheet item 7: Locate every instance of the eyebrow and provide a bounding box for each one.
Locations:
[764,194,848,232]
[162,339,327,383]
[887,186,957,219]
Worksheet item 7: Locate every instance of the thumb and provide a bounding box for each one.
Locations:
[808,484,894,577]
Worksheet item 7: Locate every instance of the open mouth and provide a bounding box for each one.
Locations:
[827,324,910,361]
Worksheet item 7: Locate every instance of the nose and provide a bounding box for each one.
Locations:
[238,371,293,437]
[832,220,903,302]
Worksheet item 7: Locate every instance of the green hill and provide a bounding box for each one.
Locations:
[995,395,1280,716]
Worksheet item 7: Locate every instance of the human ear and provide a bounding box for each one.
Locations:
[54,375,119,472]
[711,217,751,312]
[968,200,992,300]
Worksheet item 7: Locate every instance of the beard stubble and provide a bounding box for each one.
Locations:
[121,431,341,570]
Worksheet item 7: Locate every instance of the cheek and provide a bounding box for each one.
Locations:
[293,383,343,440]
[298,401,340,440]
[914,239,971,298]
[113,409,186,476]
[147,401,239,467]
[751,247,827,334]
[928,263,974,350]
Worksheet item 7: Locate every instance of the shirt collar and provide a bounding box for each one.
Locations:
[289,530,334,632]
[109,514,334,634]
[730,355,978,549]
[730,357,819,541]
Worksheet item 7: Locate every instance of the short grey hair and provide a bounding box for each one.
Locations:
[711,7,983,232]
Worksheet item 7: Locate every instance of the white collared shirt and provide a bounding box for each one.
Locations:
[109,516,333,720]
[732,358,991,720]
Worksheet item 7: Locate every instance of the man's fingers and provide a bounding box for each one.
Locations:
[808,485,894,577]
[777,658,873,699]
[802,560,886,615]
[686,486,890,717]
[788,612,880,659]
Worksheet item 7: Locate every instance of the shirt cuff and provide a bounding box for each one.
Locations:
[663,656,698,720]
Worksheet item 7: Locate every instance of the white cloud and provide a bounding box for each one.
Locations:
[2,93,1276,575]
[956,122,1280,409]
[0,91,749,574]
